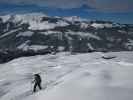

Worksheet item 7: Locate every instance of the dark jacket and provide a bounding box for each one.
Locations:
[34,74,42,83]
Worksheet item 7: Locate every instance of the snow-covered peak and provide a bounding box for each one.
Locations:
[63,16,87,23]
[0,15,11,23]
[91,23,113,29]
[0,13,71,30]
[15,13,47,22]
[80,22,89,29]
[0,13,47,23]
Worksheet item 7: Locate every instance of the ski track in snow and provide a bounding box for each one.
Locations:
[0,52,133,100]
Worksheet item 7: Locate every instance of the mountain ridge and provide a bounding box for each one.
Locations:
[0,13,133,63]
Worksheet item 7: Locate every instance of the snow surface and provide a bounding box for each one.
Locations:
[17,40,30,51]
[0,52,133,100]
[80,23,89,29]
[125,39,133,50]
[56,20,69,27]
[0,28,22,38]
[64,16,87,23]
[17,42,48,51]
[0,13,69,30]
[28,20,69,30]
[91,23,113,29]
[16,31,34,37]
[28,21,56,30]
[0,15,11,23]
[40,31,62,35]
[28,45,48,51]
[66,30,101,40]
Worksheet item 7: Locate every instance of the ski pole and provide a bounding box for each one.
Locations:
[31,81,33,93]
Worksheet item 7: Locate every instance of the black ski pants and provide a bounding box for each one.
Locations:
[33,82,42,92]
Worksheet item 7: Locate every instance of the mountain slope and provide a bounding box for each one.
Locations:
[0,13,133,63]
[0,52,133,100]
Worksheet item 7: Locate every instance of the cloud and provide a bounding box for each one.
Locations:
[0,0,133,12]
[87,0,133,12]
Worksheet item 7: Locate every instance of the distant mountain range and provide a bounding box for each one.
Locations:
[0,13,133,63]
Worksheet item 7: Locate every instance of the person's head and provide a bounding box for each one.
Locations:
[34,73,40,77]
[34,74,38,76]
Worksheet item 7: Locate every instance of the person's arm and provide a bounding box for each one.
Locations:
[31,79,35,83]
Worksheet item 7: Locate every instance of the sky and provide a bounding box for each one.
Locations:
[0,0,133,24]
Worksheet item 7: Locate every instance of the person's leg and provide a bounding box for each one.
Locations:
[38,82,42,90]
[33,83,37,92]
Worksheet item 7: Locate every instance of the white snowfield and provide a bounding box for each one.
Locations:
[16,31,34,37]
[63,16,87,23]
[0,52,133,100]
[91,23,113,29]
[0,13,69,30]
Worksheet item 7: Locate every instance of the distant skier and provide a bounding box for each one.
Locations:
[32,74,42,92]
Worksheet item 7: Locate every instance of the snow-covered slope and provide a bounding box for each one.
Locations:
[0,13,69,30]
[1,52,133,100]
[63,16,87,24]
[91,23,113,29]
[0,13,133,63]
